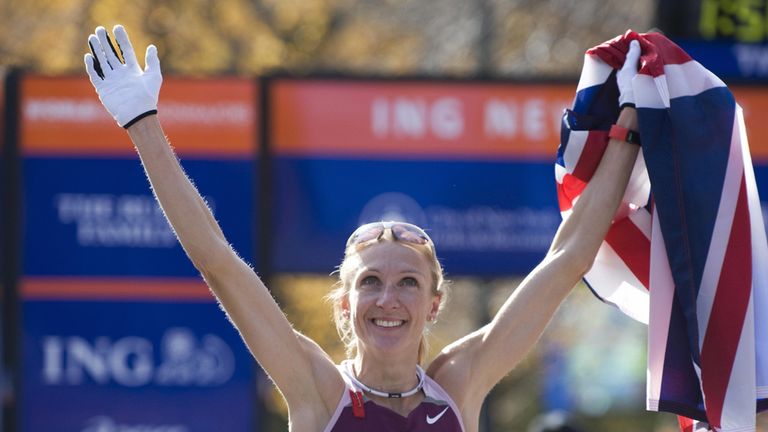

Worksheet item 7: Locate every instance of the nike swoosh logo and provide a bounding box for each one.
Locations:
[426,406,450,425]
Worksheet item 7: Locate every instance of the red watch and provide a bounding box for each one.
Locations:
[609,124,641,146]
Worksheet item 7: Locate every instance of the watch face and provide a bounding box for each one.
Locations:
[626,130,641,145]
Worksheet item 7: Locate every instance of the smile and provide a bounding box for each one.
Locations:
[372,319,406,328]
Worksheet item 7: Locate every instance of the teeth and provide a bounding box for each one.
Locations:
[374,319,404,328]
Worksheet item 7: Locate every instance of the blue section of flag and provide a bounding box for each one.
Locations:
[658,293,706,419]
[573,73,620,119]
[639,87,736,365]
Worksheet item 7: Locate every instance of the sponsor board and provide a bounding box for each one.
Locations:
[17,75,259,431]
[22,293,254,432]
[270,157,561,275]
[20,76,257,157]
[269,79,768,275]
[270,80,570,275]
[23,157,254,277]
[20,75,258,277]
[271,80,572,159]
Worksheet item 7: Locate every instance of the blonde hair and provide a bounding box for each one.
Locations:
[326,228,448,364]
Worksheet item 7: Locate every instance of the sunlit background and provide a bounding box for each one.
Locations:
[2,0,768,431]
[2,0,653,77]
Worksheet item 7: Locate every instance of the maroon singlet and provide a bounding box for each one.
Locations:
[323,360,465,432]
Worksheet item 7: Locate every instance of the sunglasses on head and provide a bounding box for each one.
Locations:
[346,221,433,248]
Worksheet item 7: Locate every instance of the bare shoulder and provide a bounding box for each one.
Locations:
[427,327,487,410]
[294,331,346,415]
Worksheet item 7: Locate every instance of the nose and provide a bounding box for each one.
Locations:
[375,284,400,310]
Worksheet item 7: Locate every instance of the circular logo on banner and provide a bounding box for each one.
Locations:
[358,192,427,228]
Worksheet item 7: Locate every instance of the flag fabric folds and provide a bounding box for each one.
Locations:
[556,30,768,431]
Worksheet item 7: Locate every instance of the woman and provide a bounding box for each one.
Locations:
[85,25,641,431]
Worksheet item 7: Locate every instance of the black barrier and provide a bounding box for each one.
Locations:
[2,69,21,432]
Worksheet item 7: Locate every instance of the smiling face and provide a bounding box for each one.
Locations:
[342,241,442,360]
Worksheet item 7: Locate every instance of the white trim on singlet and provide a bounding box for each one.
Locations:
[322,363,359,432]
[322,360,466,432]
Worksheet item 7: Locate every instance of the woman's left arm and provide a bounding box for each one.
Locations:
[432,108,639,405]
[430,41,642,407]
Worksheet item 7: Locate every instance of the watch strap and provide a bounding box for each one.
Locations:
[609,124,641,146]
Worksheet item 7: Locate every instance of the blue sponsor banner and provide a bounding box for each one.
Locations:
[676,39,768,81]
[21,298,255,432]
[18,75,261,432]
[23,157,255,277]
[273,157,560,276]
[757,165,768,235]
[273,160,768,277]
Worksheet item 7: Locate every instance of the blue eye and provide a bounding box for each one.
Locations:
[361,276,380,287]
[399,277,418,287]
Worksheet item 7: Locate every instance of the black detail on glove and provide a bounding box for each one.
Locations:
[88,31,124,80]
[88,41,105,79]
[122,110,158,129]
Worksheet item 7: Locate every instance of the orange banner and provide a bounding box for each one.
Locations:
[21,76,258,157]
[19,77,768,160]
[22,277,213,302]
[271,80,768,161]
[271,80,574,159]
[732,87,768,160]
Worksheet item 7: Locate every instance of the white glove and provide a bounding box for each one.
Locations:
[84,25,162,128]
[617,39,641,108]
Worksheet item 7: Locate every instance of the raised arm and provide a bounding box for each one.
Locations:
[430,41,643,410]
[84,26,342,419]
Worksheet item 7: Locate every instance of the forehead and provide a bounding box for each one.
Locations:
[353,242,432,275]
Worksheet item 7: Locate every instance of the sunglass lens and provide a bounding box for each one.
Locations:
[392,225,428,245]
[351,226,385,245]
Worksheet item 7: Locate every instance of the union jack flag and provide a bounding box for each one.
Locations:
[556,30,768,431]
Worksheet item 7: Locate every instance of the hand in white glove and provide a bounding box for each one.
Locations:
[84,25,162,128]
[617,39,641,108]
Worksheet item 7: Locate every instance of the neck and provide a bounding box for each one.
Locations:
[353,351,421,395]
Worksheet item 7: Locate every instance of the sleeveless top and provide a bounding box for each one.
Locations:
[323,360,465,432]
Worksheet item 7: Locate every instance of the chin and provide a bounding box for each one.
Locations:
[364,333,419,356]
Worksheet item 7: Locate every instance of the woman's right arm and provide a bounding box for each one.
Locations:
[85,26,343,418]
[128,117,343,408]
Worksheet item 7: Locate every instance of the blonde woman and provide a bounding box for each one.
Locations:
[85,25,641,432]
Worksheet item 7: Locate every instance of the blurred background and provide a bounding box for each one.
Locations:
[2,0,768,431]
[1,0,654,77]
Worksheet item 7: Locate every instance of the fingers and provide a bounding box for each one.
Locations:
[113,25,138,69]
[88,33,111,77]
[627,40,640,60]
[87,41,105,79]
[623,40,641,71]
[84,53,102,85]
[144,44,161,74]
[95,26,122,69]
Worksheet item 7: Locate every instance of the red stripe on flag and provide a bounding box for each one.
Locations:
[677,416,694,432]
[604,217,651,288]
[587,31,694,76]
[557,173,587,212]
[700,178,753,428]
[571,131,608,182]
[556,184,569,212]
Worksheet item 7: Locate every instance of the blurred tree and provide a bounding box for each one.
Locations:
[1,0,654,78]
